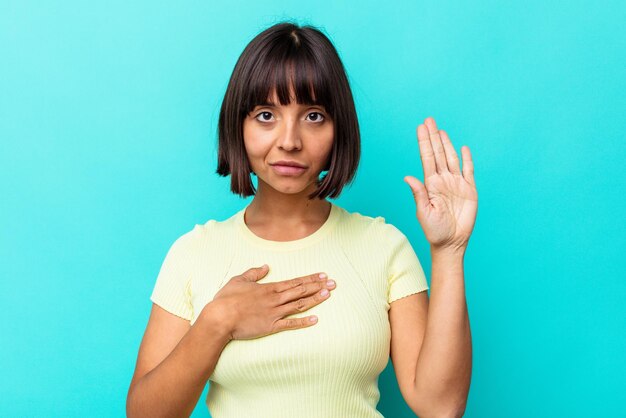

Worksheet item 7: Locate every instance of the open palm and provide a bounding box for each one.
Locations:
[403,117,478,251]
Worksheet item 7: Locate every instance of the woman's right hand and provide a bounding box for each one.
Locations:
[210,264,336,341]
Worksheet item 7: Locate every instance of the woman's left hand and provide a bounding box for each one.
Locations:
[403,117,478,252]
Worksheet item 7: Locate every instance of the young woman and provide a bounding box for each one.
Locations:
[127,20,476,418]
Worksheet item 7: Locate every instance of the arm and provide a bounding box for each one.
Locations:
[400,116,476,416]
[126,301,232,418]
[413,247,472,417]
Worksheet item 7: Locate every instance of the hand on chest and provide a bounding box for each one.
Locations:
[207,256,392,387]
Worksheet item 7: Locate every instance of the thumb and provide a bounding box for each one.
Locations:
[243,264,270,282]
[403,176,429,215]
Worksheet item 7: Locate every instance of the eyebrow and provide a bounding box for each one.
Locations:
[256,100,278,107]
[254,101,324,109]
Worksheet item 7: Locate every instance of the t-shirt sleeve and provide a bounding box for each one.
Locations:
[149,228,198,321]
[383,222,429,304]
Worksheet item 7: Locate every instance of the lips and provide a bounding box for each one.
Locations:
[271,164,307,176]
[271,160,307,168]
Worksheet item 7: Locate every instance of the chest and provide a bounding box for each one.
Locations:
[190,245,392,388]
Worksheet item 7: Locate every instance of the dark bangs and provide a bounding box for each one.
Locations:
[217,21,361,200]
[241,42,334,119]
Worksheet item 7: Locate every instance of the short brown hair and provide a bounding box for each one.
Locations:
[216,20,361,200]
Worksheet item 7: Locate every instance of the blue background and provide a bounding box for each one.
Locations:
[1,1,624,417]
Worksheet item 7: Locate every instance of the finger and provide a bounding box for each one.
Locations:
[404,175,430,215]
[461,146,476,186]
[417,124,437,179]
[241,264,270,282]
[439,130,461,174]
[273,314,318,332]
[424,117,449,174]
[276,285,331,318]
[271,272,327,293]
[276,277,335,306]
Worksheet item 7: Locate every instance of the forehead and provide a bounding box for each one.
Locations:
[243,60,329,114]
[255,86,322,108]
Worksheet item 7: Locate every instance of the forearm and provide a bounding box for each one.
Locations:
[127,302,232,418]
[413,247,472,417]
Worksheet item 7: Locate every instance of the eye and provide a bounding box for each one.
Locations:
[306,112,325,123]
[255,111,274,123]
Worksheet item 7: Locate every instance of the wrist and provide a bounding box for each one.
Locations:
[431,245,466,265]
[431,242,466,257]
[197,300,235,343]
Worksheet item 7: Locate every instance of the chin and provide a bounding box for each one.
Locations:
[272,184,309,194]
[260,176,316,194]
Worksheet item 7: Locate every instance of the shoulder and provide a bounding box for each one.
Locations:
[338,206,384,231]
[170,220,215,246]
[184,208,242,241]
[164,217,225,259]
[336,206,406,252]
[182,213,241,258]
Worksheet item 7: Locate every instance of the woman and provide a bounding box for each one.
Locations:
[127,21,476,418]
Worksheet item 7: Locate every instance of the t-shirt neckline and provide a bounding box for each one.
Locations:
[235,202,341,251]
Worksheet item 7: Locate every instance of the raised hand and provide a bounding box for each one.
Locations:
[403,117,478,252]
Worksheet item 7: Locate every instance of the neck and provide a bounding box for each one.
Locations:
[246,183,330,224]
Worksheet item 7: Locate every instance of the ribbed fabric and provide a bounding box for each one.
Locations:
[150,202,429,418]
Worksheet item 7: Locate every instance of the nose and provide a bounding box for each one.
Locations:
[277,119,302,151]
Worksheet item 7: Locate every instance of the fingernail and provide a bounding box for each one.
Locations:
[326,280,335,287]
[319,273,327,279]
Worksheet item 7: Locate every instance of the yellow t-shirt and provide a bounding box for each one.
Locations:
[150,201,429,417]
